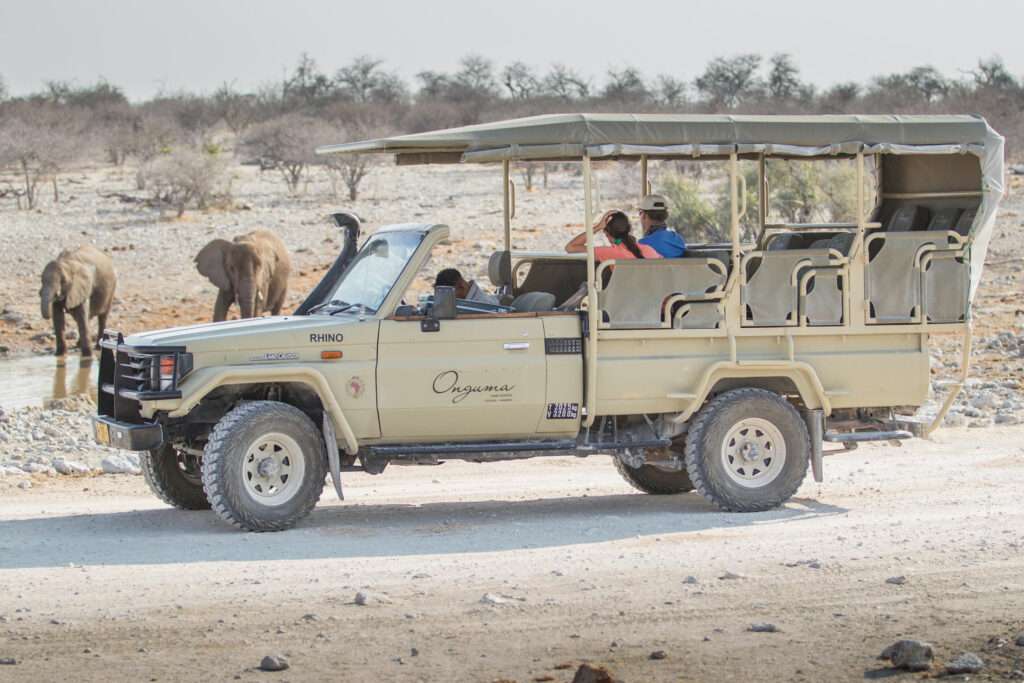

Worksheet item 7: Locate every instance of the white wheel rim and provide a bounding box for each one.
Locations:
[720,417,786,488]
[241,432,306,506]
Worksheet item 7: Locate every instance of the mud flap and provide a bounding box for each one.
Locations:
[322,413,344,500]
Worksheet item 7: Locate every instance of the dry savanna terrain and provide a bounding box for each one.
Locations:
[0,160,1022,682]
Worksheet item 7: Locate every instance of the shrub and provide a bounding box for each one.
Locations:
[144,148,230,217]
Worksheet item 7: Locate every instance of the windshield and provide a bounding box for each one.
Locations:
[315,231,424,314]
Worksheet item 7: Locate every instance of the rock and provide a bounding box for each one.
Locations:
[0,657,16,665]
[258,654,289,672]
[995,413,1021,425]
[945,652,984,675]
[19,462,53,475]
[354,591,391,606]
[683,576,699,584]
[718,571,743,580]
[649,650,667,660]
[52,458,90,475]
[1016,633,1024,647]
[480,593,513,606]
[571,663,620,683]
[880,639,934,672]
[885,575,907,585]
[17,481,31,490]
[101,454,140,475]
[748,623,780,633]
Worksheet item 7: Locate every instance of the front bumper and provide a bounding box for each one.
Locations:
[92,415,164,451]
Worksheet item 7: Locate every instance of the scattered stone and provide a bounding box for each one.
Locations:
[0,657,16,665]
[301,613,319,622]
[885,575,907,585]
[101,454,140,475]
[748,623,780,633]
[571,663,620,683]
[945,652,984,675]
[52,458,91,475]
[17,481,31,490]
[879,639,934,672]
[649,650,667,660]
[1016,633,1024,647]
[480,593,514,606]
[354,591,391,606]
[683,576,699,584]
[258,654,289,672]
[718,571,743,580]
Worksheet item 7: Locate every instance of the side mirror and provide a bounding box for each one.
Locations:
[433,286,457,320]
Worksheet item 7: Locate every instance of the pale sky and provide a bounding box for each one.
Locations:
[1,0,1021,100]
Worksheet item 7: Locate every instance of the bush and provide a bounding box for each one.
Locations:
[144,149,230,217]
[242,114,333,193]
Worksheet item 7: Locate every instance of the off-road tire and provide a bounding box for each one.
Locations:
[140,444,210,510]
[202,401,326,532]
[684,388,809,512]
[614,457,694,494]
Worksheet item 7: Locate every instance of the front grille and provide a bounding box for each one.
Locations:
[97,331,189,423]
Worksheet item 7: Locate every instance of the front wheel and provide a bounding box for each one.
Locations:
[684,388,809,512]
[141,444,210,510]
[202,401,326,532]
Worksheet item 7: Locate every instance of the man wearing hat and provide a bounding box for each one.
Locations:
[637,194,687,258]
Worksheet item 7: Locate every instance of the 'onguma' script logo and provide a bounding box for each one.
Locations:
[310,333,344,343]
[432,370,515,404]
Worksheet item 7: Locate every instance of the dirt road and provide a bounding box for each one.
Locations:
[1,428,1023,682]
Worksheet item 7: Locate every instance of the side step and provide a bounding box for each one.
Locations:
[365,437,671,462]
[823,430,913,443]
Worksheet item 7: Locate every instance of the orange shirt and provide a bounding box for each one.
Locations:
[594,243,662,261]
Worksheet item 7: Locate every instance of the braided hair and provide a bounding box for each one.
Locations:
[605,211,645,258]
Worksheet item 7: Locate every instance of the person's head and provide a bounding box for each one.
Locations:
[638,194,669,234]
[436,267,470,298]
[604,210,645,259]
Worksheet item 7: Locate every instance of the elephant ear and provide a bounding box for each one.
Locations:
[195,239,233,291]
[63,258,94,310]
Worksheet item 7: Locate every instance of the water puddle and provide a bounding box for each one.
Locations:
[0,355,98,411]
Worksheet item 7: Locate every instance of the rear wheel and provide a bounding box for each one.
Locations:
[140,444,210,510]
[614,448,694,494]
[202,401,326,532]
[684,388,809,512]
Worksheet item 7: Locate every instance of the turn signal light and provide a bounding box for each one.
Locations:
[321,350,343,360]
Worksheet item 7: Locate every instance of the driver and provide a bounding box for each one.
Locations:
[435,268,500,305]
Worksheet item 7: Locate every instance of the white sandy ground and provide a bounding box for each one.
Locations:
[0,427,1022,682]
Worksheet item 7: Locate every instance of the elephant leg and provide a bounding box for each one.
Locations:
[213,289,232,322]
[70,306,92,358]
[95,312,108,349]
[52,306,67,357]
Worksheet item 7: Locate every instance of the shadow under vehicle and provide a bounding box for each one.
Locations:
[91,114,1005,531]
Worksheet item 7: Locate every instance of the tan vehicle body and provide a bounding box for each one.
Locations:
[92,114,1005,531]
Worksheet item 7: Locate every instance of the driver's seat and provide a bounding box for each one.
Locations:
[488,250,514,304]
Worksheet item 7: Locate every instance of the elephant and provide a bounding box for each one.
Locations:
[195,229,291,322]
[39,245,117,358]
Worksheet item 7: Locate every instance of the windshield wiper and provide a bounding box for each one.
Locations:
[307,299,353,314]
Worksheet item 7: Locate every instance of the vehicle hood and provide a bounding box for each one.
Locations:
[124,315,363,352]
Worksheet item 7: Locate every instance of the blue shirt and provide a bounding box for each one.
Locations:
[640,226,686,258]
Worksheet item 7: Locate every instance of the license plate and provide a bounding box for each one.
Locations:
[94,421,110,445]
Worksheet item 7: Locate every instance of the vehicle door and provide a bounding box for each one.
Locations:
[376,315,547,439]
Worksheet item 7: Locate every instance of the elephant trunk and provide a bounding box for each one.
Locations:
[40,288,54,320]
[237,277,257,319]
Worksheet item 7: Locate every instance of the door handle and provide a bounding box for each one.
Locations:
[503,342,530,350]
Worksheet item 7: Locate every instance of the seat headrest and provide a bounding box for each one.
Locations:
[488,250,512,287]
[887,205,929,232]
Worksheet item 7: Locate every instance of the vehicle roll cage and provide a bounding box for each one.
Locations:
[317,114,1005,431]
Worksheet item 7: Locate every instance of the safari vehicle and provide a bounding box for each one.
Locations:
[91,114,1004,532]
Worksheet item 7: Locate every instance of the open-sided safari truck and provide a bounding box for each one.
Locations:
[91,114,1005,531]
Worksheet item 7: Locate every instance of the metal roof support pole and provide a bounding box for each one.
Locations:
[758,154,767,229]
[583,154,598,428]
[729,151,740,267]
[640,155,648,198]
[502,160,511,252]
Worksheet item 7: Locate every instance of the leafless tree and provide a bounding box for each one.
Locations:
[542,64,590,100]
[321,121,387,201]
[242,114,333,193]
[145,148,230,217]
[502,62,540,100]
[695,54,764,107]
[335,56,407,105]
[0,104,85,209]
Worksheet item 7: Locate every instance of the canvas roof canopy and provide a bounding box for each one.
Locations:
[316,113,1001,165]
